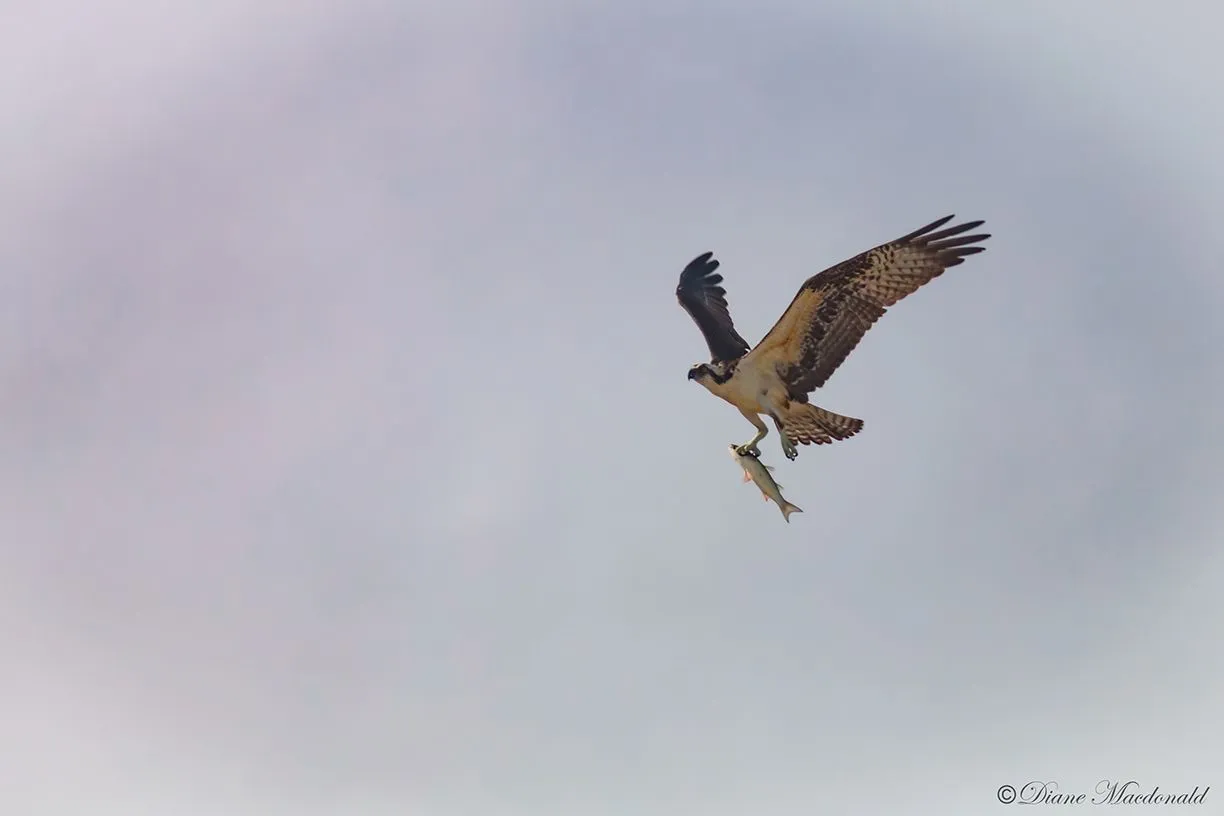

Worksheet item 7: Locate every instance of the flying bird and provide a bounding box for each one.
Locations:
[678,215,990,461]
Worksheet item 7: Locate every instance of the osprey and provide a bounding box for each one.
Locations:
[678,214,990,461]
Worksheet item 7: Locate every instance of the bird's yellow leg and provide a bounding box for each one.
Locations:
[769,414,798,461]
[735,425,767,458]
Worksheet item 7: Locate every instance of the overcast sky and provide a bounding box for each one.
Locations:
[3,1,1222,814]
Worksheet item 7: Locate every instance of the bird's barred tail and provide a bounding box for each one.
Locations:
[782,404,864,447]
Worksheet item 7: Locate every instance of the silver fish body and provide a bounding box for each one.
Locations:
[728,444,803,522]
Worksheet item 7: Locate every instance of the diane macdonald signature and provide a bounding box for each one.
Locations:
[995,780,1210,805]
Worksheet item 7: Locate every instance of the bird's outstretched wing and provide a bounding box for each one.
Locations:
[744,215,990,395]
[675,251,752,363]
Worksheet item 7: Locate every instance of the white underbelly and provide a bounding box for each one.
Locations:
[717,364,778,414]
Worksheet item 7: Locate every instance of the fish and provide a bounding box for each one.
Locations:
[728,444,803,523]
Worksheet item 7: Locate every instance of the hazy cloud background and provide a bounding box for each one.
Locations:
[3,1,1222,814]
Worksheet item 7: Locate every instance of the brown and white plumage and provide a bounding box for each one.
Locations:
[678,215,990,460]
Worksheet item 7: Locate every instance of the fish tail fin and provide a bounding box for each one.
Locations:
[780,500,803,523]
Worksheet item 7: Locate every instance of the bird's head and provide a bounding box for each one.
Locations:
[688,361,734,391]
[687,363,712,383]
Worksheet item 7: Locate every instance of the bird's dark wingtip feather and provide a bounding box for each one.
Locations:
[678,252,720,284]
[897,214,957,243]
[899,216,991,253]
[675,249,750,362]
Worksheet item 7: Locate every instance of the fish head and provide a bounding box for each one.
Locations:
[728,444,759,461]
[687,363,710,382]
